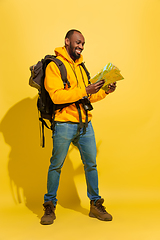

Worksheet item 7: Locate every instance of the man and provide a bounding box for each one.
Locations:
[40,29,116,225]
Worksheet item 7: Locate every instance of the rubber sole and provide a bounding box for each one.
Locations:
[89,212,112,221]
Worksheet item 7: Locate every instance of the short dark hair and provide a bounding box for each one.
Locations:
[65,29,82,39]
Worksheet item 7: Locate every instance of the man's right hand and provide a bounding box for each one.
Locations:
[86,80,105,95]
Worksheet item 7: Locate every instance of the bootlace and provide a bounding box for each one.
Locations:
[44,205,53,215]
[96,202,107,213]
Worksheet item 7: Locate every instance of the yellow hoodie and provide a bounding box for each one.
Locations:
[44,46,107,123]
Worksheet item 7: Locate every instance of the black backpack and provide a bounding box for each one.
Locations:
[29,55,93,147]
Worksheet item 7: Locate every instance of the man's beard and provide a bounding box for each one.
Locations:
[72,51,80,60]
[69,44,81,60]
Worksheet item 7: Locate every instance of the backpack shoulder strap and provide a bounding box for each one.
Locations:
[43,55,71,88]
[80,62,91,84]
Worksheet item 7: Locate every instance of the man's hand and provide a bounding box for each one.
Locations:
[86,80,105,95]
[105,82,117,94]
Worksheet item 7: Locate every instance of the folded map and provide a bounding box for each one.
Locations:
[90,63,124,91]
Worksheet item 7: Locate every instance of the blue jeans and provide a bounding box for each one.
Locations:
[44,121,101,206]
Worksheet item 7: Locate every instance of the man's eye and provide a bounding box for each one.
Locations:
[76,41,85,46]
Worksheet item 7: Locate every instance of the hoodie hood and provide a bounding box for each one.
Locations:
[54,46,83,65]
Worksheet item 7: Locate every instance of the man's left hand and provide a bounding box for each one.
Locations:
[105,82,117,94]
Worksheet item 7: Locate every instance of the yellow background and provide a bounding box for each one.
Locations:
[0,0,160,239]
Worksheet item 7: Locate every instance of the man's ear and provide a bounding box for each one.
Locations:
[65,38,70,47]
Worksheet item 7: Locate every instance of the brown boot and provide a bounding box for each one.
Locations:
[40,201,56,225]
[89,198,112,221]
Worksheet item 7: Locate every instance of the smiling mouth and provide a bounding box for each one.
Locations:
[75,49,81,55]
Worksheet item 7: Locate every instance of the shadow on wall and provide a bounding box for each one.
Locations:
[0,97,88,218]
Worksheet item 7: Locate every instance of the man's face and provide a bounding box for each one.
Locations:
[65,31,85,61]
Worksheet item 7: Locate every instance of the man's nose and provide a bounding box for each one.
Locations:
[79,43,84,50]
